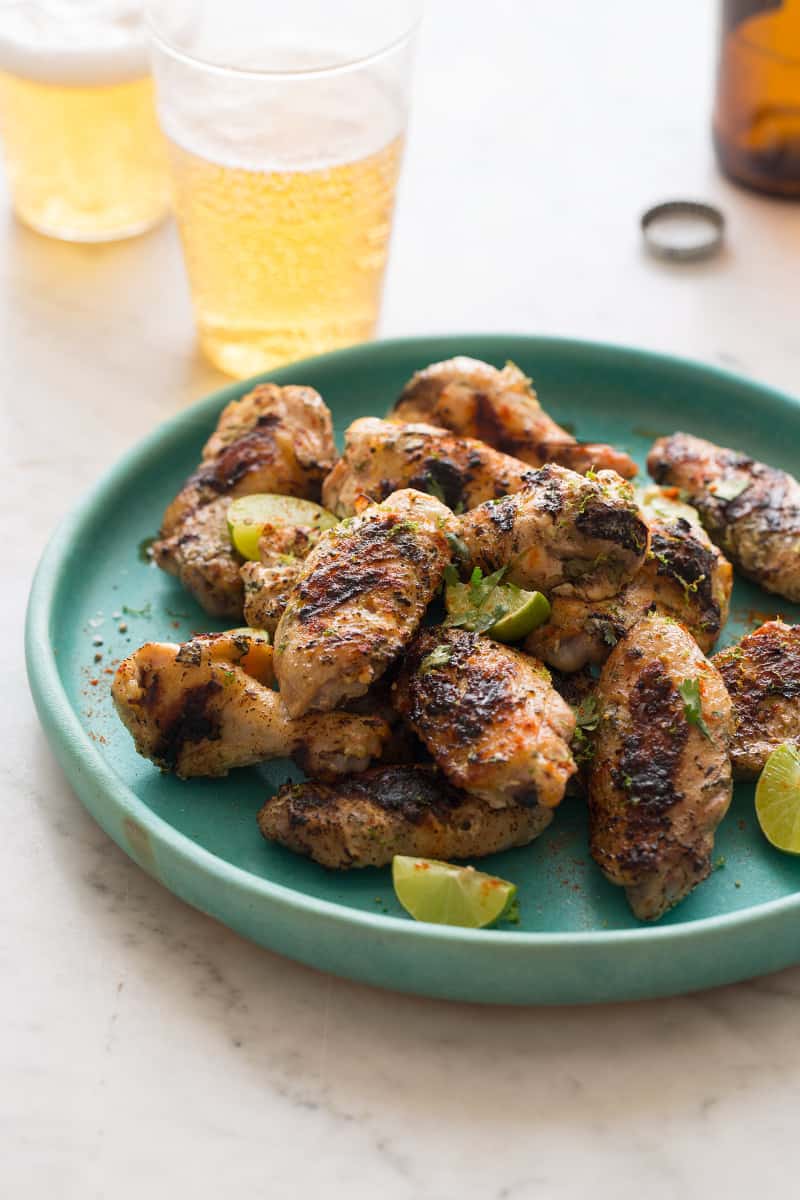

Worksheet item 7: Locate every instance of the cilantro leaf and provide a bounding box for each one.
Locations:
[424,476,447,505]
[678,677,712,740]
[445,532,470,562]
[573,694,601,731]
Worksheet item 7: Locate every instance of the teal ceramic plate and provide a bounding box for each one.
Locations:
[26,336,800,1004]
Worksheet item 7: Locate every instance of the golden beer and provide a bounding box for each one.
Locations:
[0,71,169,241]
[167,135,404,377]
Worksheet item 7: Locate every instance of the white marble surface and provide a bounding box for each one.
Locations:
[5,2,800,1196]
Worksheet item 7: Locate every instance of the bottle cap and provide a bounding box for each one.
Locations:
[641,201,725,261]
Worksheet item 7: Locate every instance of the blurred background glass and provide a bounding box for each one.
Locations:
[714,0,800,196]
[148,0,422,378]
[0,1,169,241]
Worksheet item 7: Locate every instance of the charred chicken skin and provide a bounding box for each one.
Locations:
[112,632,391,780]
[152,384,336,618]
[258,765,553,869]
[321,417,537,516]
[712,621,800,778]
[393,628,576,810]
[274,489,456,718]
[589,614,733,920]
[526,489,733,672]
[459,465,649,600]
[648,432,800,603]
[392,356,638,478]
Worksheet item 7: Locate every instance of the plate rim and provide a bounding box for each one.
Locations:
[24,334,800,980]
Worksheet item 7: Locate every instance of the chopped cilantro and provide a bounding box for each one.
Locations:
[122,602,152,618]
[597,621,619,648]
[444,531,470,562]
[444,565,514,633]
[573,694,601,732]
[678,677,712,740]
[424,477,447,505]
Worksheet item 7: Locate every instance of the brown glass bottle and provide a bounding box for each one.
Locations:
[714,0,800,195]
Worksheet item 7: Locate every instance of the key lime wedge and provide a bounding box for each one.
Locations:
[227,494,338,561]
[755,743,800,854]
[392,856,518,928]
[444,566,550,643]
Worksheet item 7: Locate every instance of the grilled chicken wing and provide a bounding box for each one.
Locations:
[526,489,733,671]
[589,614,733,920]
[648,432,800,603]
[112,633,391,779]
[274,489,456,718]
[393,628,576,809]
[322,417,536,517]
[392,356,638,478]
[459,465,649,600]
[152,384,336,617]
[258,765,552,869]
[713,621,800,778]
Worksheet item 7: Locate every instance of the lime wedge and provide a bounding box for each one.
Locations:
[227,494,338,561]
[755,743,800,854]
[489,589,551,642]
[392,856,518,928]
[444,567,550,643]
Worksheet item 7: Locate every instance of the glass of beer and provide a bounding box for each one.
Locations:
[148,0,422,377]
[0,2,170,242]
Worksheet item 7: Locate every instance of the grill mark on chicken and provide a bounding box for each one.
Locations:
[526,498,733,673]
[574,501,648,555]
[112,633,393,779]
[407,456,469,511]
[394,627,576,809]
[487,495,518,533]
[290,765,458,826]
[650,525,720,634]
[152,680,223,769]
[527,466,566,517]
[294,519,429,624]
[588,614,732,920]
[321,416,539,518]
[258,765,553,869]
[610,663,688,873]
[712,621,800,777]
[460,465,649,601]
[152,383,336,618]
[274,490,456,717]
[192,427,281,494]
[401,631,513,744]
[647,431,800,602]
[391,356,638,478]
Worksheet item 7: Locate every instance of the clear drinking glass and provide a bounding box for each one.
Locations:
[0,2,170,242]
[148,0,422,378]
